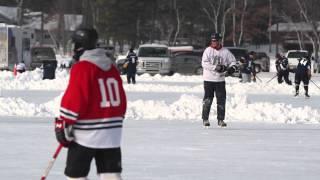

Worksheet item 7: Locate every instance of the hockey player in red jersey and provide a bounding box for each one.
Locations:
[55,27,127,180]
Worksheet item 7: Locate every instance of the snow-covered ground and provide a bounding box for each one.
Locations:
[0,62,320,179]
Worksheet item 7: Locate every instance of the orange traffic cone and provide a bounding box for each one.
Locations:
[13,64,17,77]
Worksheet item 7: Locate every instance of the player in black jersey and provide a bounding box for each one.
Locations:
[294,57,311,97]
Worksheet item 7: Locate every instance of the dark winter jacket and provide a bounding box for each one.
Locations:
[240,57,255,74]
[275,57,289,72]
[125,52,138,74]
[295,58,311,76]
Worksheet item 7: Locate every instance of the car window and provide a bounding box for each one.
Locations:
[227,48,248,60]
[256,52,266,57]
[32,48,55,61]
[287,52,308,58]
[173,56,186,63]
[138,47,169,57]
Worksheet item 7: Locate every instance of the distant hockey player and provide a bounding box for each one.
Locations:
[294,57,311,97]
[16,60,26,73]
[125,48,138,84]
[275,53,292,85]
[201,33,237,127]
[55,27,127,180]
[248,51,257,82]
[239,52,256,83]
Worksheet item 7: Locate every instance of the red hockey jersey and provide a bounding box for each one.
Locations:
[60,49,127,148]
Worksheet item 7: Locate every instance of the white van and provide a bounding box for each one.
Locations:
[285,50,309,71]
[136,44,172,75]
[0,24,35,70]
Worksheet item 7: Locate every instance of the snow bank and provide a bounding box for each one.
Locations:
[0,60,320,124]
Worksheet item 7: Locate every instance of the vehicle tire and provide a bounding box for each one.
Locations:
[195,67,203,75]
[167,71,174,76]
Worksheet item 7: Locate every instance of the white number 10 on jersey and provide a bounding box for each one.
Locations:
[98,78,121,108]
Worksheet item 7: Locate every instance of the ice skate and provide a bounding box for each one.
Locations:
[305,93,310,99]
[218,120,227,127]
[203,119,210,128]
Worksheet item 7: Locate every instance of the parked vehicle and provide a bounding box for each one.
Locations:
[98,44,115,61]
[30,47,57,70]
[285,50,309,71]
[225,47,248,61]
[226,47,266,74]
[170,51,202,75]
[115,55,127,75]
[136,44,172,75]
[0,23,35,70]
[225,47,248,77]
[254,52,270,72]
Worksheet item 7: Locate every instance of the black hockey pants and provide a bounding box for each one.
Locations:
[127,73,136,84]
[277,70,292,85]
[202,81,226,121]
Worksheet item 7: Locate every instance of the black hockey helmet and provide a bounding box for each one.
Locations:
[211,33,222,41]
[71,27,98,51]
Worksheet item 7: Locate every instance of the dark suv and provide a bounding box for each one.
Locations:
[30,47,57,70]
[170,51,203,75]
[255,52,270,72]
[225,47,248,77]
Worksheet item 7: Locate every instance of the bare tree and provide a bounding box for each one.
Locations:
[82,0,94,27]
[16,0,24,25]
[172,4,185,46]
[281,13,304,50]
[296,0,320,61]
[57,0,66,53]
[221,2,232,45]
[202,0,232,45]
[135,16,141,47]
[232,0,236,46]
[237,0,247,46]
[202,0,223,33]
[268,0,272,52]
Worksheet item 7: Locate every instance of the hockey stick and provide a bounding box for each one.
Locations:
[265,74,277,84]
[310,79,320,90]
[254,75,263,82]
[41,144,63,180]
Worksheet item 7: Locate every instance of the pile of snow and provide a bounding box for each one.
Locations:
[0,62,320,124]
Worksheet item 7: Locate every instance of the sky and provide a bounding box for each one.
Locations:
[0,55,320,179]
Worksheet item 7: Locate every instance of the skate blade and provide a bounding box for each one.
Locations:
[203,125,211,129]
[218,125,227,128]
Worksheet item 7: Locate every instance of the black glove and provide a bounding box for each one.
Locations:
[55,118,74,147]
[308,74,311,80]
[227,65,237,75]
[215,64,227,73]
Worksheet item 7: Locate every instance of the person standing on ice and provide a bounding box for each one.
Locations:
[124,48,138,84]
[55,27,127,180]
[294,57,311,97]
[201,33,237,127]
[275,53,292,85]
[16,60,26,73]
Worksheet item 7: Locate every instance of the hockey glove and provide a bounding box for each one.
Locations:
[55,118,74,147]
[226,65,237,75]
[215,64,227,73]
